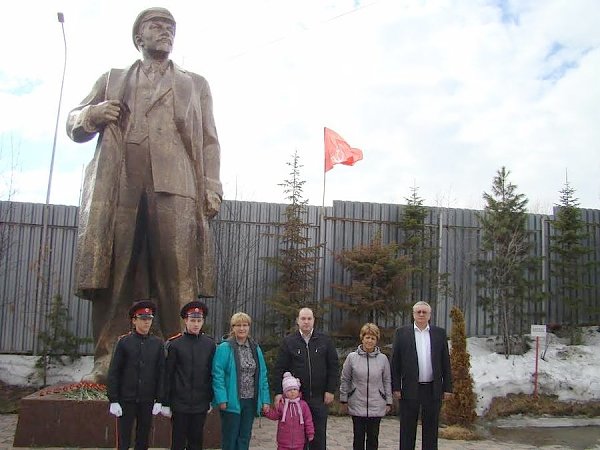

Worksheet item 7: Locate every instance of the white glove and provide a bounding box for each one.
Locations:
[152,402,162,415]
[109,402,123,417]
[161,406,172,418]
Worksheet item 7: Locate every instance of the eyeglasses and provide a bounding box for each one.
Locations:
[414,310,430,314]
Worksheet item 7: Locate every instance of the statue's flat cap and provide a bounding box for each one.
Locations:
[132,7,176,49]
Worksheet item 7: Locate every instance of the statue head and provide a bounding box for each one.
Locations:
[132,7,176,51]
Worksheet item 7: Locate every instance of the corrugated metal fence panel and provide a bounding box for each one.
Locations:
[437,207,483,335]
[1,202,46,352]
[322,202,600,338]
[546,207,600,327]
[0,202,92,354]
[1,200,599,354]
[580,209,600,324]
[209,201,322,341]
[585,209,600,321]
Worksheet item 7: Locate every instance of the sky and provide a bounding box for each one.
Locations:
[1,0,599,213]
[2,326,599,416]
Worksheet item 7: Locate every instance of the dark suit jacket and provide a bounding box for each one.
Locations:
[391,324,452,401]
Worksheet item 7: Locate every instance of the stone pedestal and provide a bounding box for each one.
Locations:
[13,390,221,448]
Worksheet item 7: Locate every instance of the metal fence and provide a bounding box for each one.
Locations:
[0,199,598,354]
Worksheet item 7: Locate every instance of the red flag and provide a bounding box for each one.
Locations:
[324,127,363,172]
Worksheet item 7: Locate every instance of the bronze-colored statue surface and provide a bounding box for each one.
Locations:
[66,7,222,382]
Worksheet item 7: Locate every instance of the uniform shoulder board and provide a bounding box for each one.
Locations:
[117,332,131,340]
[167,333,182,341]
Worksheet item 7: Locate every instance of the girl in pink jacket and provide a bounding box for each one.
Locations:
[265,372,315,450]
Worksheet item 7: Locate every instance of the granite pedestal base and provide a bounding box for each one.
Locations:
[13,390,221,448]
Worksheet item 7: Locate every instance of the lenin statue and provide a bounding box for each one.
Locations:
[66,7,222,382]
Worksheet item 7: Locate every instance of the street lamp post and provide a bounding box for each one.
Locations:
[47,12,67,204]
[32,12,67,355]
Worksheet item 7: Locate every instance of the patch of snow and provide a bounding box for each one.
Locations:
[0,355,93,387]
[470,327,600,414]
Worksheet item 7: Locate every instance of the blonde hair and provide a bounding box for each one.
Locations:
[228,312,252,337]
[359,323,380,341]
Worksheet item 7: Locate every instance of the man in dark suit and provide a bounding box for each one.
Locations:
[66,7,222,382]
[391,301,452,450]
[273,307,339,450]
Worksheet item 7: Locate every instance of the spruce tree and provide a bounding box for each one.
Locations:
[36,295,91,386]
[550,180,595,344]
[330,231,411,324]
[400,185,442,304]
[445,306,477,426]
[265,152,322,333]
[475,167,542,356]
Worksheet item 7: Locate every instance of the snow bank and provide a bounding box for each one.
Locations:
[0,355,93,387]
[470,327,600,414]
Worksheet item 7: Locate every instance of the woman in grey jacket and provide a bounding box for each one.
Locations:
[340,323,393,450]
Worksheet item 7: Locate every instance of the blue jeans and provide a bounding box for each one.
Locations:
[220,398,256,450]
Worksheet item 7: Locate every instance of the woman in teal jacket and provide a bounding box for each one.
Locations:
[212,312,270,450]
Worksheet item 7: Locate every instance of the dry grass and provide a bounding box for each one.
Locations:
[439,424,480,440]
[484,393,600,420]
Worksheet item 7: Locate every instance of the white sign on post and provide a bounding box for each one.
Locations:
[530,324,547,397]
[531,324,547,337]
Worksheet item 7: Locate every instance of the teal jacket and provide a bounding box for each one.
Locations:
[212,337,271,415]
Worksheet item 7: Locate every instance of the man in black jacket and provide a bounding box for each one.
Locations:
[273,307,339,450]
[107,300,164,450]
[161,300,215,450]
[391,301,453,450]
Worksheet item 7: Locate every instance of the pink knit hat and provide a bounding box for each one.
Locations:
[282,372,301,393]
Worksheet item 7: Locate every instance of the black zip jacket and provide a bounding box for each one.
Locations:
[162,331,216,414]
[273,330,339,403]
[107,331,165,403]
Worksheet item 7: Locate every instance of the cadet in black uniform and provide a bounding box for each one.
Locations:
[107,300,165,450]
[161,300,216,450]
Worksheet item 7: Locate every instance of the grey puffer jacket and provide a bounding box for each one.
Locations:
[339,345,393,417]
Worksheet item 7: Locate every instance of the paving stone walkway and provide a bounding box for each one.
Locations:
[1,413,597,449]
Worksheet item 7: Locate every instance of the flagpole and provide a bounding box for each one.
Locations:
[320,127,327,329]
[322,127,327,210]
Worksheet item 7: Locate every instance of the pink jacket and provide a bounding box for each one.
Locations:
[264,397,315,449]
